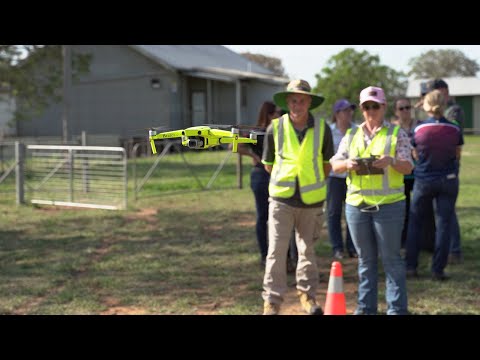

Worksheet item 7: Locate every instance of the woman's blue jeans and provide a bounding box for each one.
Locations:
[346,201,408,315]
[405,177,459,275]
[250,167,270,260]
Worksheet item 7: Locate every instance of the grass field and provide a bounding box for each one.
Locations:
[0,137,479,315]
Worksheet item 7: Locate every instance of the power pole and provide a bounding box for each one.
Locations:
[235,79,243,189]
[62,45,71,144]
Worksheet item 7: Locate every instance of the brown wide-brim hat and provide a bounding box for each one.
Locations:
[273,79,325,111]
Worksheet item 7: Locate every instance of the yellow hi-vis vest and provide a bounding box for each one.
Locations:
[346,124,405,206]
[269,114,327,205]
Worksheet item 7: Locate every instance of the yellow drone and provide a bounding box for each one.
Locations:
[148,125,261,154]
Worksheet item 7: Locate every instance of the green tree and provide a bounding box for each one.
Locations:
[312,48,407,121]
[408,49,480,79]
[240,52,287,77]
[0,45,91,122]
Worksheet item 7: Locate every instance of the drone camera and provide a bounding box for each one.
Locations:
[187,138,204,149]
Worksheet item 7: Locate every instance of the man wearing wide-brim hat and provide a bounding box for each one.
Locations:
[261,79,334,315]
[273,79,325,112]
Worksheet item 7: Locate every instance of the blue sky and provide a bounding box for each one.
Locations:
[224,45,480,85]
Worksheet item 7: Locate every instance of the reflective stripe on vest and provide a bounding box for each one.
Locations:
[271,114,296,187]
[346,125,405,206]
[269,114,326,204]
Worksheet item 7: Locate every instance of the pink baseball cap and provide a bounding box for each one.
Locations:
[359,86,386,105]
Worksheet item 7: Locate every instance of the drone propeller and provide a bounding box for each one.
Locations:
[201,124,230,129]
[236,124,265,131]
[128,126,173,133]
[202,124,265,131]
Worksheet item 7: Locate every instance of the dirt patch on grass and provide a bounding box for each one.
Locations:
[99,296,149,315]
[203,225,224,231]
[236,214,256,227]
[125,208,157,222]
[125,207,158,230]
[275,256,358,315]
[34,205,85,212]
[100,306,149,315]
[194,301,222,315]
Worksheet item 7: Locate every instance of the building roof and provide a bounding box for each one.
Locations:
[406,76,480,97]
[130,45,289,84]
[184,66,290,84]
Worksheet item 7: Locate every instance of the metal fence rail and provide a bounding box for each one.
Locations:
[0,147,16,204]
[27,145,127,210]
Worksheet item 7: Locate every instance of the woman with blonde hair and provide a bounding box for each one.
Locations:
[405,90,464,281]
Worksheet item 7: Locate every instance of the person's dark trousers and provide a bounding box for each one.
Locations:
[250,167,270,260]
[327,176,355,254]
[449,211,462,255]
[405,177,459,275]
[450,161,462,256]
[421,202,436,252]
[422,202,460,255]
[401,177,414,248]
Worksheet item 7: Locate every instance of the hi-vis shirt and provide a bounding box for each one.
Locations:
[345,124,405,206]
[262,113,334,207]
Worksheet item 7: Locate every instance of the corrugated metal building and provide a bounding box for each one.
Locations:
[406,77,480,130]
[16,45,289,144]
[0,86,16,137]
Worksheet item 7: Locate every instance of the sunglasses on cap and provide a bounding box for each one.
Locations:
[362,103,381,111]
[397,106,411,111]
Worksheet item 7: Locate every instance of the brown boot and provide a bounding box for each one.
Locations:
[298,291,323,315]
[263,301,280,315]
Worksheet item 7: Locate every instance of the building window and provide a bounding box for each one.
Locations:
[192,91,206,126]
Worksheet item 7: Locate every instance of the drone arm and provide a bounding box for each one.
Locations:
[236,138,258,144]
[151,130,184,140]
[219,137,257,153]
[149,137,157,154]
[148,130,185,155]
[148,130,158,154]
[219,137,238,152]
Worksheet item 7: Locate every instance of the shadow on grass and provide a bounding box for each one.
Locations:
[3,192,479,315]
[133,186,242,201]
[0,206,262,314]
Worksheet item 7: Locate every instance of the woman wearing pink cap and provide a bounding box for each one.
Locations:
[330,86,414,315]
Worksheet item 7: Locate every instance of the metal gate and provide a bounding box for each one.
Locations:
[27,145,127,210]
[0,143,17,203]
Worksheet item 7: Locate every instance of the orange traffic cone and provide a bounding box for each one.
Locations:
[324,261,347,315]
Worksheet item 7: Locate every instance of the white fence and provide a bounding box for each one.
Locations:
[26,145,127,210]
